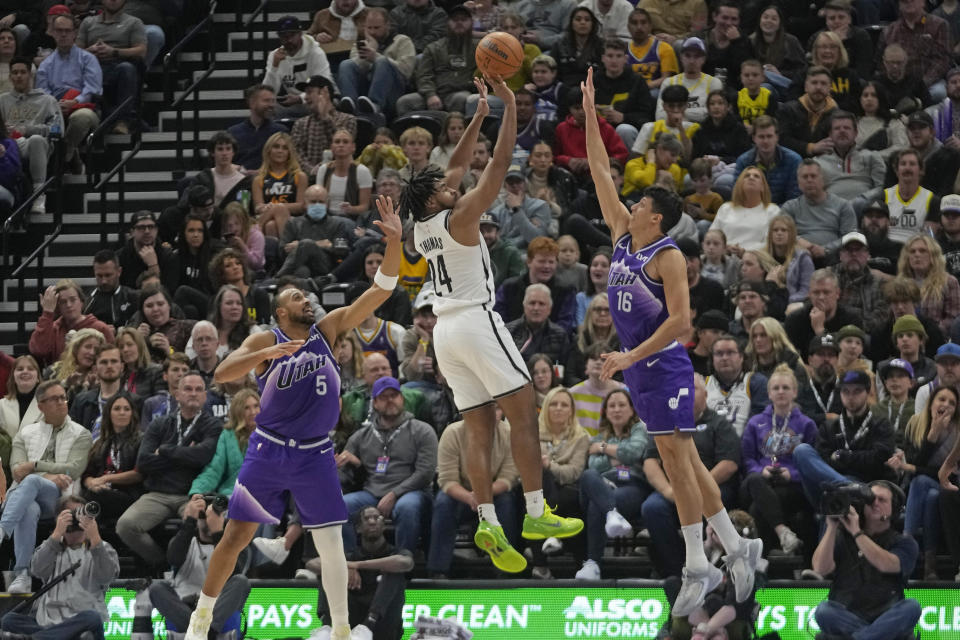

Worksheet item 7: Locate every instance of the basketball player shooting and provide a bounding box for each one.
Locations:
[182,195,403,640]
[401,74,582,574]
[582,67,762,616]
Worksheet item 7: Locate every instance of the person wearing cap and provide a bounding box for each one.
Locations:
[399,287,438,385]
[834,324,870,375]
[0,55,62,214]
[777,66,838,158]
[935,193,960,282]
[870,279,945,362]
[729,279,774,341]
[927,67,960,146]
[687,309,728,375]
[705,335,769,436]
[785,269,861,360]
[805,334,842,423]
[677,237,725,320]
[896,110,960,199]
[914,342,960,417]
[654,37,722,123]
[34,12,102,174]
[289,76,356,177]
[388,0,452,54]
[813,110,885,209]
[858,199,903,276]
[896,234,960,335]
[262,16,335,120]
[781,159,856,260]
[732,115,801,206]
[339,375,438,554]
[874,358,917,438]
[478,210,525,288]
[636,0,707,43]
[875,0,951,102]
[832,231,890,335]
[75,0,146,135]
[490,166,555,249]
[156,184,217,247]
[394,5,478,117]
[116,210,177,292]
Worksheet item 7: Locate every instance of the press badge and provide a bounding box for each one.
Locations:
[376,456,390,473]
[617,466,630,481]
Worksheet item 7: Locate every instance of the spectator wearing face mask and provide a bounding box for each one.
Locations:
[277,184,356,279]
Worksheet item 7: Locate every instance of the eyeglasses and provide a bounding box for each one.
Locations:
[39,394,67,404]
[133,223,157,231]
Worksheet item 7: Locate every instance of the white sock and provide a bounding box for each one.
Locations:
[524,490,545,518]
[681,522,709,571]
[706,508,743,554]
[196,591,217,612]
[478,503,501,526]
[310,526,350,630]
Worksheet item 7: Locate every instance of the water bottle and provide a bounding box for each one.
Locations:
[49,122,62,141]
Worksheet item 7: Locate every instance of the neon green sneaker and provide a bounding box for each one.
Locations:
[474,521,527,573]
[522,504,584,540]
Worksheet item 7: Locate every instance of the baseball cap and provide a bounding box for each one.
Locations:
[48,4,71,16]
[130,210,156,226]
[696,309,729,332]
[941,194,960,215]
[881,358,915,380]
[840,231,868,249]
[276,15,301,33]
[676,237,701,258]
[935,342,960,362]
[907,111,934,129]
[447,4,472,18]
[412,288,436,313]
[840,370,872,389]
[861,200,889,217]
[681,37,706,54]
[372,376,402,398]
[736,280,767,298]
[479,212,500,227]
[809,334,839,354]
[187,184,214,208]
[295,75,336,94]
[505,165,525,181]
[891,314,926,340]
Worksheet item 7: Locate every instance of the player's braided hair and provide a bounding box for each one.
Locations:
[398,165,446,221]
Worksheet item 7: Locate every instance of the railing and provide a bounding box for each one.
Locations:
[84,95,135,187]
[1,176,56,271]
[163,0,218,104]
[171,63,217,170]
[245,0,270,82]
[94,137,143,247]
[10,223,62,340]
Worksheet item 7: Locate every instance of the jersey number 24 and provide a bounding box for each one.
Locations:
[427,255,453,295]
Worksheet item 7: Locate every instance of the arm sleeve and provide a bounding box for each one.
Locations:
[166,517,199,568]
[390,35,417,79]
[135,420,172,473]
[415,47,438,99]
[89,540,120,584]
[615,424,650,466]
[825,200,857,251]
[749,374,769,418]
[28,311,60,364]
[30,538,62,582]
[245,225,266,271]
[157,419,220,469]
[713,419,742,466]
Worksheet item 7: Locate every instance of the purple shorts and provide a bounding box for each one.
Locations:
[624,346,696,436]
[228,430,348,528]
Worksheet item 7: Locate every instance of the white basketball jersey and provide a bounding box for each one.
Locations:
[413,209,496,315]
[885,185,934,244]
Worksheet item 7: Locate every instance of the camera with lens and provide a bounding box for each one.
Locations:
[67,501,100,532]
[198,494,228,519]
[820,481,875,518]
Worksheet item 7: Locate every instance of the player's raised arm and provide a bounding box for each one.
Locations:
[320,195,403,341]
[450,74,516,236]
[444,77,491,192]
[214,330,304,383]
[583,67,631,242]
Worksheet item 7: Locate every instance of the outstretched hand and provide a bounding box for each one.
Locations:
[473,77,490,120]
[581,67,596,113]
[373,195,402,242]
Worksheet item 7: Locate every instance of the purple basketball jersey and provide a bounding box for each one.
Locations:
[256,325,341,439]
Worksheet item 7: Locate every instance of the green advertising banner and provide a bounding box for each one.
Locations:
[102,584,960,639]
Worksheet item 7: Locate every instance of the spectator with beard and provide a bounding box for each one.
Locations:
[927,68,960,145]
[262,16,335,119]
[870,279,944,362]
[875,0,951,103]
[806,334,842,425]
[117,211,177,293]
[914,343,960,416]
[387,0,447,53]
[935,194,960,281]
[84,251,137,329]
[832,232,890,335]
[859,199,903,277]
[785,269,863,359]
[885,113,960,202]
[814,111,885,210]
[728,281,772,342]
[689,1,754,88]
[226,85,285,172]
[873,44,931,114]
[69,343,123,440]
[778,67,838,158]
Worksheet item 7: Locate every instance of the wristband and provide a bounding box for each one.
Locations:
[853,531,865,540]
[373,268,397,290]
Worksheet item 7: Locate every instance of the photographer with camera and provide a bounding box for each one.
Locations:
[811,481,921,640]
[148,493,250,640]
[0,494,119,639]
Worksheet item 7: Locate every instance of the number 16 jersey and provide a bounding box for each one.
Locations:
[413,209,496,316]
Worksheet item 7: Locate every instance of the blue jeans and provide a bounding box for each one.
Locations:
[426,490,521,574]
[1,609,104,640]
[337,58,407,107]
[144,25,166,69]
[814,598,921,640]
[0,474,61,571]
[793,443,860,510]
[905,474,941,552]
[342,489,431,553]
[100,60,140,122]
[579,468,649,563]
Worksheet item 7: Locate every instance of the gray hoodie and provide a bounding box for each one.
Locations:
[31,537,120,625]
[0,89,63,137]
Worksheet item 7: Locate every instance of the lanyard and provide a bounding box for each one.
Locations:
[887,401,906,433]
[175,413,201,446]
[372,424,403,455]
[109,442,121,472]
[838,410,873,450]
[810,378,837,414]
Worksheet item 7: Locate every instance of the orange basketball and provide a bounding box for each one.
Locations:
[475,31,524,80]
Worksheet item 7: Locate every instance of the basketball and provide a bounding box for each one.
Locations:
[475,31,524,79]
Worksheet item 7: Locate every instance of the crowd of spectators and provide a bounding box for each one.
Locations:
[5,0,960,636]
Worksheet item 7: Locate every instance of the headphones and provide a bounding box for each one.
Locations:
[869,479,906,528]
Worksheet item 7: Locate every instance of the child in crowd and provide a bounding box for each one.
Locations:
[428,112,466,170]
[685,158,724,231]
[835,324,873,377]
[624,132,686,196]
[701,228,740,289]
[737,60,777,133]
[569,344,626,436]
[633,85,699,160]
[357,128,407,178]
[875,358,916,445]
[525,54,565,121]
[555,235,588,291]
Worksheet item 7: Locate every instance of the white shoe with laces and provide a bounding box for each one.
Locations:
[575,559,601,580]
[253,536,290,565]
[672,564,723,617]
[6,571,30,594]
[724,537,764,602]
[184,607,212,640]
[350,624,373,640]
[604,509,634,538]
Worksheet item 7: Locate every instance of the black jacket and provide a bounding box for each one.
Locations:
[785,302,861,359]
[594,68,655,128]
[816,410,896,481]
[117,239,178,293]
[83,285,138,328]
[778,99,837,157]
[136,411,222,494]
[695,30,756,89]
[691,113,752,164]
[82,433,143,498]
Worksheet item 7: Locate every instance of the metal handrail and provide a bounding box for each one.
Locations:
[1,175,55,268]
[171,63,217,170]
[245,0,270,82]
[94,139,143,247]
[84,95,135,186]
[10,223,62,341]
[163,0,218,103]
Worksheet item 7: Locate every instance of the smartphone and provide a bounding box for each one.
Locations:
[357,38,366,50]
